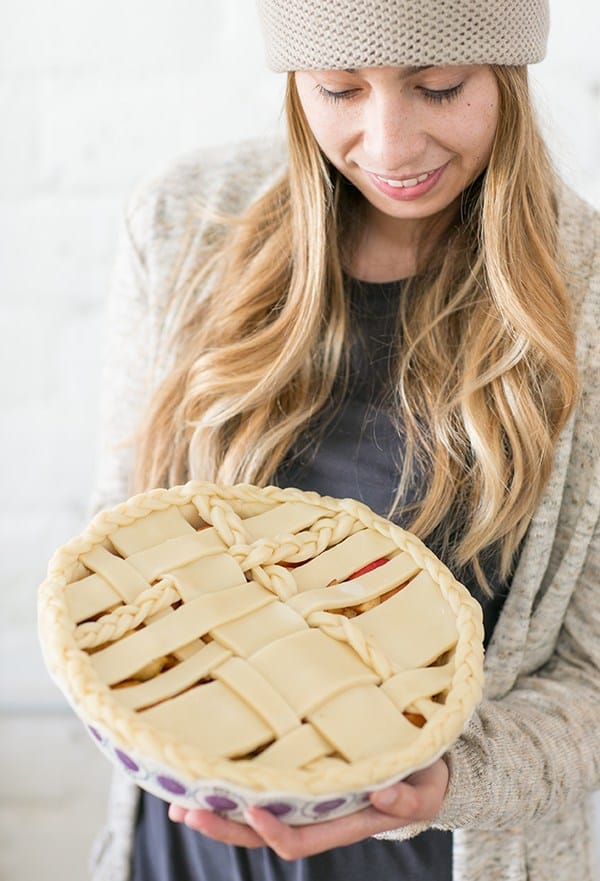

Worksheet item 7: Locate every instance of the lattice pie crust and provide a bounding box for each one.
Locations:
[38,482,484,796]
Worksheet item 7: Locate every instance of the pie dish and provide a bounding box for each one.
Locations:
[38,480,484,824]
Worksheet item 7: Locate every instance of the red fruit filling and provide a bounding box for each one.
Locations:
[347,557,389,580]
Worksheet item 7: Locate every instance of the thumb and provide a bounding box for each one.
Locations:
[369,781,420,816]
[369,758,449,820]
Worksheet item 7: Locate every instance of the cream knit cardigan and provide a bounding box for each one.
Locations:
[89,137,600,881]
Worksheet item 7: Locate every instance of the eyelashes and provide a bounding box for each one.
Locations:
[315,82,465,105]
[421,83,464,104]
[315,85,356,103]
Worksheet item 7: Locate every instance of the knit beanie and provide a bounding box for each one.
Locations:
[256,0,550,71]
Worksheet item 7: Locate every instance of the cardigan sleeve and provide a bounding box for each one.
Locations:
[88,192,155,516]
[89,136,287,516]
[432,508,600,831]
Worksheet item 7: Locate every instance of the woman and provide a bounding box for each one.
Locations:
[90,1,600,879]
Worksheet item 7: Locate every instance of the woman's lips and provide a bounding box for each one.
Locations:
[365,162,450,201]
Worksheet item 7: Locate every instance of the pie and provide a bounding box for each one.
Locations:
[38,480,484,808]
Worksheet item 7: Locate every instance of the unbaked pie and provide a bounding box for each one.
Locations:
[38,481,484,805]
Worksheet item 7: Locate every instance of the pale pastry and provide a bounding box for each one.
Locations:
[38,481,484,806]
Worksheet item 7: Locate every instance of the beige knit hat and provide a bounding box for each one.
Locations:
[257,0,550,71]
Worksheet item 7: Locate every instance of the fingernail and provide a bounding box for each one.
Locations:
[372,788,396,807]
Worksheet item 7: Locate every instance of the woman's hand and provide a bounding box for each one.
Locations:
[168,757,449,861]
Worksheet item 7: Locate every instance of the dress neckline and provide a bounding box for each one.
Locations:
[343,269,413,290]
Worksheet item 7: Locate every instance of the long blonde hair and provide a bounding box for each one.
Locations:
[133,66,578,590]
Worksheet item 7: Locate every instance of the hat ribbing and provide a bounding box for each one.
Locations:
[257,0,550,71]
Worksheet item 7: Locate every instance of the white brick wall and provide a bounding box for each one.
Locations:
[1,1,598,878]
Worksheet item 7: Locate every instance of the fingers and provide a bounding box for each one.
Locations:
[169,806,267,848]
[164,758,449,862]
[242,804,419,859]
[169,802,412,860]
[368,758,449,821]
[370,781,420,815]
[168,804,187,823]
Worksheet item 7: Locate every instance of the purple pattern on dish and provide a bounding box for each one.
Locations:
[313,798,346,814]
[262,802,293,817]
[205,795,238,811]
[115,749,139,772]
[157,775,187,795]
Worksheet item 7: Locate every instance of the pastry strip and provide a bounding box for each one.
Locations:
[140,680,273,757]
[242,502,326,541]
[91,582,274,685]
[309,683,419,761]
[211,600,308,657]
[291,529,398,592]
[126,531,226,581]
[109,507,199,555]
[355,571,458,670]
[252,724,331,770]
[250,629,379,717]
[114,640,232,711]
[66,573,123,623]
[213,657,300,737]
[167,554,247,601]
[289,552,420,617]
[79,546,150,604]
[381,662,455,712]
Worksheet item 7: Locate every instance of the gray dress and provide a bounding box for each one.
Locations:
[131,274,511,881]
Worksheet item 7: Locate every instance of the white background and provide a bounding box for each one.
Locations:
[1,1,598,878]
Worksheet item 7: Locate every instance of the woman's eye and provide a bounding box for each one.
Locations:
[315,84,357,103]
[314,81,465,105]
[420,83,464,104]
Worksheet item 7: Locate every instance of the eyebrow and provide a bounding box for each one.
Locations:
[343,65,435,76]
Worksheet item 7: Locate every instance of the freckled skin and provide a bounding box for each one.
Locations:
[294,65,499,278]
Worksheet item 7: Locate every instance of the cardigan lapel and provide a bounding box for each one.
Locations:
[481,411,575,698]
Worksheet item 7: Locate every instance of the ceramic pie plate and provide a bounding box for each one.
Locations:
[38,481,484,825]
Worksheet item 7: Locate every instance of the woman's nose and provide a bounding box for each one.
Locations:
[361,93,425,173]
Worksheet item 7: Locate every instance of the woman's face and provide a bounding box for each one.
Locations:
[294,65,499,231]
